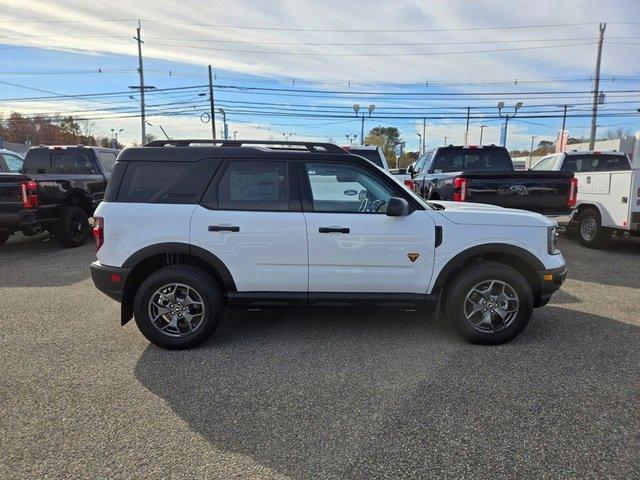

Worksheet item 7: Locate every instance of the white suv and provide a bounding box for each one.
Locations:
[91,140,566,349]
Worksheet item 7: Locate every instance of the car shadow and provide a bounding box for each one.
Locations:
[0,233,93,287]
[559,234,639,288]
[134,306,639,479]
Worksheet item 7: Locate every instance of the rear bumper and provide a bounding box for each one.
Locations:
[536,266,567,307]
[547,209,576,227]
[90,261,130,302]
[0,209,39,230]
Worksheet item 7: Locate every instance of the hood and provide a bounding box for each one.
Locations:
[432,201,555,227]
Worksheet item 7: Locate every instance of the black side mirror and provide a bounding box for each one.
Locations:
[407,164,414,175]
[386,197,410,217]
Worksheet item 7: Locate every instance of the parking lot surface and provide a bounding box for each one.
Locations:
[1,233,639,479]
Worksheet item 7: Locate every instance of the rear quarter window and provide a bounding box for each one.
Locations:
[115,159,221,204]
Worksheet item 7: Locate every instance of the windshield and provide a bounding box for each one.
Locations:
[432,148,512,173]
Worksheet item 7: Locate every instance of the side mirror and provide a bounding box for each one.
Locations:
[386,197,410,217]
[407,164,414,175]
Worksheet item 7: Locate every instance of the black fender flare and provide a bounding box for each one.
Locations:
[432,243,545,292]
[122,242,237,292]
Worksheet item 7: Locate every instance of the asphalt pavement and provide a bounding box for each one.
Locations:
[1,232,638,479]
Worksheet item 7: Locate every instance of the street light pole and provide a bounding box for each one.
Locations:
[110,128,123,149]
[443,136,448,146]
[465,106,471,145]
[417,133,422,155]
[218,108,228,140]
[354,104,375,145]
[479,125,487,146]
[497,101,523,148]
[208,65,216,140]
[529,135,537,167]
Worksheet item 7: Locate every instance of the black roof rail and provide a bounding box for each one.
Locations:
[143,139,348,154]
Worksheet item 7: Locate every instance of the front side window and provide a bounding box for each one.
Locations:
[532,156,558,171]
[217,161,289,211]
[2,154,23,172]
[305,162,395,213]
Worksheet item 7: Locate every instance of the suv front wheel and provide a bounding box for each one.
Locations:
[133,265,223,349]
[445,262,533,345]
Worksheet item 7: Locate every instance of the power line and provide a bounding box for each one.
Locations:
[145,41,596,57]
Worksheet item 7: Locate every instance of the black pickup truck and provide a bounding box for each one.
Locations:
[409,145,577,221]
[0,146,118,247]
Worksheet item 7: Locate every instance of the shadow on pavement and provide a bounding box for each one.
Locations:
[134,306,639,479]
[0,233,93,287]
[559,234,639,288]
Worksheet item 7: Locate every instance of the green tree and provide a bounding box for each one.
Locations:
[364,126,402,165]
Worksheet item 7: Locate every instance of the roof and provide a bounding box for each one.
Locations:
[117,139,353,163]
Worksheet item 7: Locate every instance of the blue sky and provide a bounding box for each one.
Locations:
[0,0,639,150]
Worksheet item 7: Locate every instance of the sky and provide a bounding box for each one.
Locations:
[0,0,639,152]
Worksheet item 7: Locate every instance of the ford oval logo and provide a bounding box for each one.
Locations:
[510,185,528,194]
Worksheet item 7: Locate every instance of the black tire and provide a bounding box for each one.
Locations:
[53,206,90,248]
[0,232,9,246]
[133,265,223,349]
[444,261,533,345]
[577,208,611,249]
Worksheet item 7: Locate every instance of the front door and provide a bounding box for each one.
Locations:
[301,161,436,294]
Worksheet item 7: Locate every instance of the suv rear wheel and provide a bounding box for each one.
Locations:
[577,208,611,249]
[445,262,533,345]
[53,206,90,247]
[133,265,223,349]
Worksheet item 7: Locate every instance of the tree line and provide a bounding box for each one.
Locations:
[0,112,123,148]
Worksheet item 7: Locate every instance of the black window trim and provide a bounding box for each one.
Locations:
[298,159,422,214]
[200,158,302,212]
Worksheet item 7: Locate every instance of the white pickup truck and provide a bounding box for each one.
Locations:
[532,150,640,248]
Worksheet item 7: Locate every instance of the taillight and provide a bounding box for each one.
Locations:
[93,216,104,252]
[20,180,38,209]
[453,177,467,202]
[568,177,578,208]
[404,179,415,190]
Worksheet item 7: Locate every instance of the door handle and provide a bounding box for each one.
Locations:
[319,227,350,234]
[209,225,240,232]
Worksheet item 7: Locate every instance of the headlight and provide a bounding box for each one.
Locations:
[547,226,560,254]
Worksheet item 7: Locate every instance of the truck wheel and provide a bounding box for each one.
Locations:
[53,206,90,248]
[133,265,223,349]
[577,208,610,249]
[0,232,9,246]
[444,262,533,345]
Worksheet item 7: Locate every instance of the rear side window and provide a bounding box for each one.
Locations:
[116,159,219,203]
[561,154,631,172]
[217,161,289,211]
[432,148,512,173]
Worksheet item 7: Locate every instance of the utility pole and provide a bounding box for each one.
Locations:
[464,107,471,145]
[208,65,216,140]
[560,104,568,136]
[134,20,146,145]
[422,118,426,154]
[479,125,487,146]
[589,22,606,150]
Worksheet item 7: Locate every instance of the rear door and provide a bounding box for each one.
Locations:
[190,159,308,293]
[300,160,435,295]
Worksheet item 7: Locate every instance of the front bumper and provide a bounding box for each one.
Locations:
[536,266,567,307]
[90,261,130,302]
